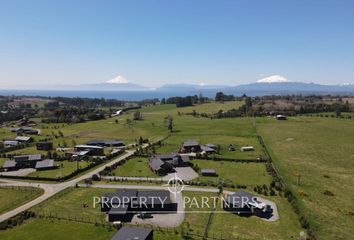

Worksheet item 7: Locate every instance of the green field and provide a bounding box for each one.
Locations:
[257,117,354,240]
[0,187,44,215]
[193,159,272,186]
[32,188,110,222]
[110,157,157,177]
[28,160,90,179]
[209,194,303,239]
[0,219,114,240]
[2,101,351,239]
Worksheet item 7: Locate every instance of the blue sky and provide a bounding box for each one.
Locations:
[0,0,353,88]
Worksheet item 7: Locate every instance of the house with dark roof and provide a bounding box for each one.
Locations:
[111,227,153,240]
[36,142,53,151]
[201,145,216,154]
[223,190,273,217]
[3,140,19,146]
[35,159,56,171]
[2,160,17,171]
[102,189,177,222]
[74,145,104,156]
[15,136,33,143]
[12,154,42,168]
[149,153,190,175]
[181,140,201,152]
[2,154,46,171]
[11,127,39,135]
[87,139,125,147]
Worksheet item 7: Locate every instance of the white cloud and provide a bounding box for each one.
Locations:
[199,81,206,86]
[257,74,289,83]
[106,75,129,84]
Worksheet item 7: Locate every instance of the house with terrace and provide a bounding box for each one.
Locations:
[101,189,177,222]
[149,153,190,175]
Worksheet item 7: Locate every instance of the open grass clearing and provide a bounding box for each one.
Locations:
[32,187,112,222]
[193,159,272,186]
[0,219,114,240]
[110,157,157,178]
[257,117,354,240]
[0,186,44,215]
[27,160,90,178]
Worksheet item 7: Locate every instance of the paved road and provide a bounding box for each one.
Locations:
[0,150,135,223]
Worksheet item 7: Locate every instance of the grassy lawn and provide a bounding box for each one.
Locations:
[0,219,114,240]
[209,194,303,240]
[0,186,44,215]
[182,191,215,236]
[0,158,6,167]
[28,160,90,179]
[193,159,272,187]
[32,188,111,222]
[110,157,157,177]
[257,117,354,240]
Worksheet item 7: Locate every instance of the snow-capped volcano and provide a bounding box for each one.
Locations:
[71,75,150,91]
[257,75,289,83]
[105,75,129,84]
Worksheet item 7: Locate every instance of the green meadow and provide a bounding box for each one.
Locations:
[257,117,354,240]
[0,187,44,215]
[110,157,157,177]
[193,159,272,187]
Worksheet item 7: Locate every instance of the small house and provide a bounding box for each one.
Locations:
[149,153,190,175]
[2,160,17,171]
[111,227,153,240]
[87,140,125,147]
[182,140,201,153]
[75,145,104,156]
[36,142,53,151]
[201,168,218,176]
[35,159,56,171]
[4,140,19,146]
[15,136,33,143]
[240,146,255,152]
[13,154,42,168]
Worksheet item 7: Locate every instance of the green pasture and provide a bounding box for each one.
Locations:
[257,116,354,240]
[110,157,157,177]
[0,186,44,215]
[193,159,272,186]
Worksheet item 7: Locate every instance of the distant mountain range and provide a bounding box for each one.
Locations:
[155,82,354,96]
[2,75,354,98]
[42,80,354,96]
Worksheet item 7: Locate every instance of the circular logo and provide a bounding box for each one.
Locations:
[167,173,185,195]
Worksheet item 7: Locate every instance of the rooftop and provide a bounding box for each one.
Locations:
[111,227,152,240]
